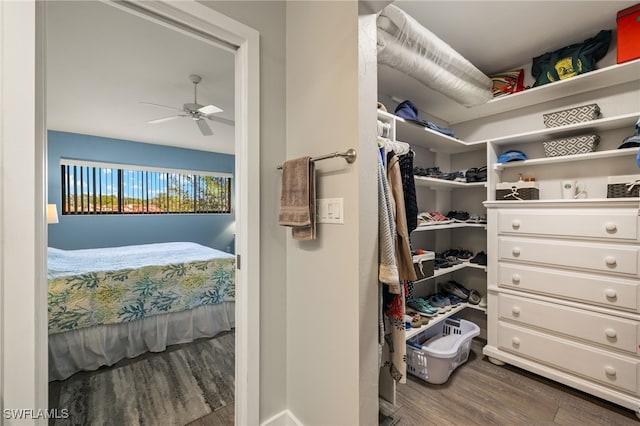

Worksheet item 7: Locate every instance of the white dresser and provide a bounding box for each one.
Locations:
[483,200,640,416]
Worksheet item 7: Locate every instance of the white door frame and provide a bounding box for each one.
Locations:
[0,1,260,425]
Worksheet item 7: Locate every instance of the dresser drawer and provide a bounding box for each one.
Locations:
[498,322,640,394]
[498,294,640,354]
[498,263,640,312]
[498,209,639,241]
[499,236,640,277]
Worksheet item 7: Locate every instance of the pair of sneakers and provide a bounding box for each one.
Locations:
[406,297,438,317]
[465,166,487,182]
[441,280,482,305]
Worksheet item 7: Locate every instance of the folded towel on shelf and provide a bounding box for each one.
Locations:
[278,156,317,240]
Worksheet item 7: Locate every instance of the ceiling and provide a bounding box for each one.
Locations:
[47,1,638,145]
[379,0,639,123]
[46,1,236,154]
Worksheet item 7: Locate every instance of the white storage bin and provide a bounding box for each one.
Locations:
[406,318,480,384]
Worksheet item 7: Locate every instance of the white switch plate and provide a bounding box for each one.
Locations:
[317,198,344,224]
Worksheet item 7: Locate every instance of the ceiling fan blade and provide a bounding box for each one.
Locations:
[140,102,183,112]
[148,115,185,124]
[198,104,223,115]
[206,115,235,126]
[196,118,213,136]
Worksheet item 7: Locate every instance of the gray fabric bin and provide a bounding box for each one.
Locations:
[543,104,601,128]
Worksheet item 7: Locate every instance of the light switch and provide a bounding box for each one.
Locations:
[317,198,344,224]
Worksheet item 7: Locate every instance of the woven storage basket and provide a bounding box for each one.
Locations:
[496,181,539,200]
[607,175,640,198]
[543,103,600,128]
[543,134,599,157]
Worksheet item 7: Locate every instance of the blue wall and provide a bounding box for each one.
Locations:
[47,131,235,252]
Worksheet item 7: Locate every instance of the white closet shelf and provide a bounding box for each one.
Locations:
[484,113,640,147]
[413,262,487,284]
[405,302,486,340]
[414,176,486,190]
[450,59,640,124]
[494,147,640,170]
[377,110,485,153]
[484,198,640,208]
[414,222,486,232]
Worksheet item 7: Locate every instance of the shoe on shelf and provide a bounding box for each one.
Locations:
[441,280,470,301]
[428,294,452,313]
[470,251,487,266]
[467,289,482,305]
[479,295,487,308]
[406,297,438,317]
[406,308,430,325]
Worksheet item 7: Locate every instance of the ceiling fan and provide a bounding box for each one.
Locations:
[142,74,224,136]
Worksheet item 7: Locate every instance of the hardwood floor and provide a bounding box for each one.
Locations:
[381,339,639,425]
[186,404,234,426]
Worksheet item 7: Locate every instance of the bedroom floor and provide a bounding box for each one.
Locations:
[381,338,639,425]
[48,331,235,426]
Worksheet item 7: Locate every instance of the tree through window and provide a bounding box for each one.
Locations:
[61,160,232,215]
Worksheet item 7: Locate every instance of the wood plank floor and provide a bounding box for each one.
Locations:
[381,339,639,425]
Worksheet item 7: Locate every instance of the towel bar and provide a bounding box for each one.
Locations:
[276,148,357,170]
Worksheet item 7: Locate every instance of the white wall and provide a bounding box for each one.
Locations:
[285,2,378,425]
[200,1,288,422]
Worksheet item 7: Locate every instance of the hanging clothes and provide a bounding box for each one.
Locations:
[398,151,418,235]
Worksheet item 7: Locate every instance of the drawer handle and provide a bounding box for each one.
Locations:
[512,337,520,347]
[605,328,617,339]
[512,247,521,256]
[604,366,616,377]
[604,222,617,233]
[605,256,617,267]
[512,274,521,284]
[604,289,617,299]
[512,306,521,316]
[511,220,521,229]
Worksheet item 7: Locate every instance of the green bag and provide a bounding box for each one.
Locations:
[532,30,612,87]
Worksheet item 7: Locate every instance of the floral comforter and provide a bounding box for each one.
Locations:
[47,242,235,335]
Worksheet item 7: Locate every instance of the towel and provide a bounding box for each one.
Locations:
[278,157,317,240]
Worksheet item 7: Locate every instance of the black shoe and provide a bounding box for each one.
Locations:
[470,251,487,266]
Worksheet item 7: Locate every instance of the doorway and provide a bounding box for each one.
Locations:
[0,1,260,425]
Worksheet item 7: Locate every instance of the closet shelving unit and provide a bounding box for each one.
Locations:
[378,108,488,337]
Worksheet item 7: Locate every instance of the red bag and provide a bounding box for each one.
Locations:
[489,69,525,97]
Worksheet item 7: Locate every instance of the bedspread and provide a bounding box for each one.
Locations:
[47,242,235,335]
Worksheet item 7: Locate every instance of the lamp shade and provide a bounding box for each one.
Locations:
[47,204,59,224]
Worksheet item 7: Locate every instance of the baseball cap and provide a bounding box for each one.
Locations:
[497,150,528,163]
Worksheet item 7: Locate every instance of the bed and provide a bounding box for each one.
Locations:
[47,242,235,381]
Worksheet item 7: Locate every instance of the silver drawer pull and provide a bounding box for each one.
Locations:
[605,256,617,267]
[512,274,521,284]
[604,289,617,299]
[512,337,520,347]
[511,220,521,229]
[604,222,618,233]
[511,306,520,316]
[605,328,617,338]
[512,247,521,256]
[604,366,616,376]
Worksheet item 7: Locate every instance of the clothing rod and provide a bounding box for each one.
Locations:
[276,148,357,170]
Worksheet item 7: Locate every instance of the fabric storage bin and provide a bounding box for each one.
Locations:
[406,318,480,384]
[617,3,640,64]
[607,175,640,198]
[413,251,435,280]
[543,134,599,157]
[543,104,600,128]
[496,181,539,201]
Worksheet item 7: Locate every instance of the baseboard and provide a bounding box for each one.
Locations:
[261,409,303,426]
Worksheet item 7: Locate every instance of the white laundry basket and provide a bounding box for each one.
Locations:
[406,318,480,384]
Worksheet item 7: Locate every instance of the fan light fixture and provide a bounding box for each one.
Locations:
[142,74,224,136]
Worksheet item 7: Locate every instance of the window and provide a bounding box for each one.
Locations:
[61,159,232,215]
